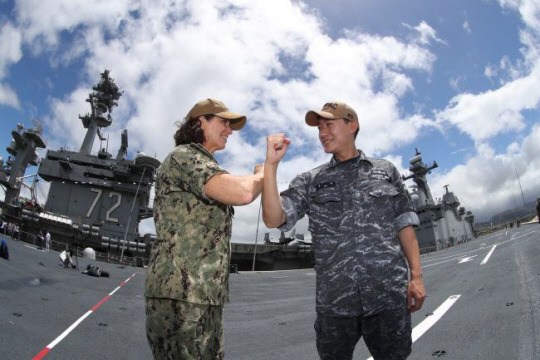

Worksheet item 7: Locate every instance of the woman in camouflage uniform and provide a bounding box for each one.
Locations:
[145,99,263,360]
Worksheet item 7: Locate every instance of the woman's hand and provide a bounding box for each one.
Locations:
[254,163,264,175]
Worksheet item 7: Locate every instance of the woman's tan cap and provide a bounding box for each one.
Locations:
[186,98,246,130]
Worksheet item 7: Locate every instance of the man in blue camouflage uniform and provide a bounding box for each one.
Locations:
[262,102,426,360]
[146,99,264,359]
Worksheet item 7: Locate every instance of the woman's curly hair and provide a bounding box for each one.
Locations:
[174,114,214,146]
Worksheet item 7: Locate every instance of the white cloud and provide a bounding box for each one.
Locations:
[0,22,22,108]
[437,63,540,141]
[0,23,22,78]
[507,141,520,155]
[43,87,96,151]
[425,123,540,220]
[496,0,540,78]
[449,75,464,92]
[9,1,439,157]
[69,1,437,160]
[498,0,540,34]
[463,20,471,34]
[382,71,413,97]
[15,0,132,49]
[0,83,20,108]
[403,21,447,46]
[484,65,497,80]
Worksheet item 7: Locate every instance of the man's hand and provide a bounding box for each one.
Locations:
[398,226,426,313]
[407,276,426,312]
[266,133,290,165]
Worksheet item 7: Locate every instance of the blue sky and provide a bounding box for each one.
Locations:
[1,0,539,242]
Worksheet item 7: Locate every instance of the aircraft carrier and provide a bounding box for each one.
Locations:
[0,70,160,265]
[0,222,539,359]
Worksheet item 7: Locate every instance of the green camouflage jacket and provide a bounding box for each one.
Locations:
[145,143,233,305]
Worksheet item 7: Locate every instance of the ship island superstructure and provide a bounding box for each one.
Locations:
[0,123,45,214]
[0,70,160,261]
[403,149,476,252]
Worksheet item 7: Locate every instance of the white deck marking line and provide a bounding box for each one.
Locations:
[421,247,495,266]
[366,295,461,360]
[421,229,535,266]
[510,230,536,241]
[32,273,136,360]
[411,294,461,342]
[480,245,497,265]
[458,255,477,264]
[423,255,476,268]
[422,232,533,268]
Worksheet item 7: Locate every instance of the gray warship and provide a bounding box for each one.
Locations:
[0,70,160,263]
[403,149,476,252]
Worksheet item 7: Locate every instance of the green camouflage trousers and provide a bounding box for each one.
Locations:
[145,298,224,360]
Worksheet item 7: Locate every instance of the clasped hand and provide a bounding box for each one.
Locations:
[266,133,291,165]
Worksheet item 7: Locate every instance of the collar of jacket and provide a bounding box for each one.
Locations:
[190,142,220,163]
[330,149,373,167]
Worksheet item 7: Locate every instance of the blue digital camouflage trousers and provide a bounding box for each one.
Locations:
[315,307,412,360]
[145,298,224,360]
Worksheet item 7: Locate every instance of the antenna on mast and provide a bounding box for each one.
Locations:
[514,166,526,207]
